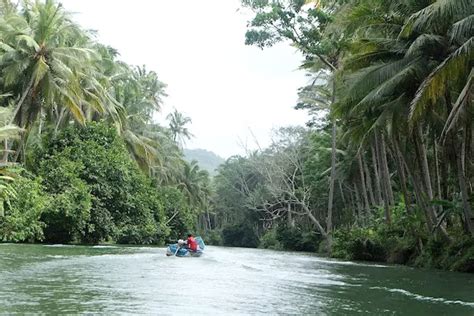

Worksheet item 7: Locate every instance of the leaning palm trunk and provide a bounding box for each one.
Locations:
[338,180,348,210]
[398,143,434,231]
[456,132,474,236]
[371,144,383,205]
[363,153,376,207]
[354,180,365,224]
[392,135,412,213]
[380,133,394,206]
[433,138,445,221]
[413,126,438,227]
[413,127,451,239]
[357,151,370,213]
[375,130,392,224]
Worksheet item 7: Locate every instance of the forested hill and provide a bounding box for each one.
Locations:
[183,149,225,176]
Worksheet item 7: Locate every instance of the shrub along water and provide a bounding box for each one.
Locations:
[0,122,199,245]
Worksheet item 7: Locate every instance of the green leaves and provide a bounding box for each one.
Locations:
[409,37,473,124]
[33,122,169,244]
[401,0,474,36]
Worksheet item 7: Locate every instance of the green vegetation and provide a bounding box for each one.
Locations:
[0,0,472,273]
[204,0,474,272]
[0,0,211,245]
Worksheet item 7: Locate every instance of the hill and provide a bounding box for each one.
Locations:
[183,148,225,176]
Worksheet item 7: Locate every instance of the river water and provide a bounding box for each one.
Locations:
[0,243,473,315]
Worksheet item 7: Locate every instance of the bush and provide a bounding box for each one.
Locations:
[259,228,281,250]
[222,223,259,247]
[332,227,386,261]
[274,225,320,251]
[414,232,474,272]
[199,229,222,246]
[41,181,92,243]
[0,175,48,242]
[34,122,169,244]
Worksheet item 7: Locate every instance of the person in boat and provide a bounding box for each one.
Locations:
[184,233,198,252]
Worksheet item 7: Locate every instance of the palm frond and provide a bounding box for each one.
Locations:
[401,0,473,36]
[410,37,473,124]
[450,15,474,43]
[441,67,474,139]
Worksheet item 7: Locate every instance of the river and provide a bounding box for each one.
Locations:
[0,243,473,315]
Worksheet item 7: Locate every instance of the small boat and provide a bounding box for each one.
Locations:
[166,236,205,257]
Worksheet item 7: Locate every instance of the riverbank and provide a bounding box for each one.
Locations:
[201,223,474,273]
[329,228,474,273]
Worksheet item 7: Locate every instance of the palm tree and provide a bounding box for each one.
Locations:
[167,109,193,147]
[405,0,474,236]
[178,160,209,206]
[333,0,472,236]
[0,0,118,160]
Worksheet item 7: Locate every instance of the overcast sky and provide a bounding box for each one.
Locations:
[60,0,308,158]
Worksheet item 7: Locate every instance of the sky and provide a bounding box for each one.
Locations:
[60,0,309,158]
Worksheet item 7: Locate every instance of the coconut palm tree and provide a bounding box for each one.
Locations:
[0,0,119,160]
[167,109,193,147]
[333,0,473,236]
[178,160,210,206]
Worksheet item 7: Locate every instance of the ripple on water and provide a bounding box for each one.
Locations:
[44,244,77,248]
[370,286,474,308]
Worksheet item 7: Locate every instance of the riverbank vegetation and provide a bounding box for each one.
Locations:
[0,0,472,273]
[0,0,211,244]
[205,0,474,272]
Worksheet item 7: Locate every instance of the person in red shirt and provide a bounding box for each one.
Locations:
[185,234,198,252]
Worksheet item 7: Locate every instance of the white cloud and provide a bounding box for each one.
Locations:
[60,0,309,158]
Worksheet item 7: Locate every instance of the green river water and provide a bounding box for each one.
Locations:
[0,243,473,315]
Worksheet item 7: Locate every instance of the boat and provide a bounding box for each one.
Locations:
[166,236,205,257]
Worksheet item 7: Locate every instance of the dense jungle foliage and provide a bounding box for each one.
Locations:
[0,0,211,245]
[205,0,474,272]
[0,0,472,272]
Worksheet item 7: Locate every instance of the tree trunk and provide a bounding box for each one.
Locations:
[433,138,444,222]
[371,144,383,205]
[413,127,450,239]
[338,180,347,210]
[326,120,337,243]
[456,133,474,236]
[375,130,392,224]
[10,75,35,125]
[348,183,356,212]
[357,151,370,213]
[363,153,376,207]
[354,181,364,222]
[392,135,412,213]
[380,133,394,205]
[398,143,434,231]
[413,125,441,232]
[302,204,328,239]
[287,203,295,227]
[54,108,67,134]
[415,126,434,202]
